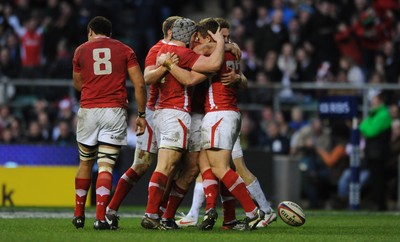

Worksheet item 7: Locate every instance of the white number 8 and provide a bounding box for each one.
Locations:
[93,48,112,75]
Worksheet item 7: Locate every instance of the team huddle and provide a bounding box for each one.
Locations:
[71,15,276,231]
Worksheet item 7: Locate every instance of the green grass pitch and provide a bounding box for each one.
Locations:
[1,207,399,242]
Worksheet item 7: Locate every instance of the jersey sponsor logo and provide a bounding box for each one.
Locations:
[110,134,124,141]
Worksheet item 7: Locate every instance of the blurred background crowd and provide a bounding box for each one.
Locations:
[0,0,399,210]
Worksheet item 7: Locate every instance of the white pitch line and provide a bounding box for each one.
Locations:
[0,211,143,219]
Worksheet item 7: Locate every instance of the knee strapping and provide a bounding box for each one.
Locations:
[231,149,243,160]
[78,145,97,161]
[133,148,154,166]
[98,166,113,174]
[97,146,119,165]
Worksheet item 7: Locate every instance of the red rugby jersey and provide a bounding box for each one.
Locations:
[144,40,167,110]
[73,37,139,108]
[157,43,200,112]
[205,51,239,113]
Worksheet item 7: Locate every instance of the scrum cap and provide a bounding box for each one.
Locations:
[172,18,197,45]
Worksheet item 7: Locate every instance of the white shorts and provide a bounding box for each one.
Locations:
[76,107,127,146]
[154,108,191,150]
[231,134,244,159]
[136,108,158,154]
[188,113,204,152]
[201,111,241,150]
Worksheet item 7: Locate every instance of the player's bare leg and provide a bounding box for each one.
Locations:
[141,148,183,230]
[106,148,155,227]
[107,149,155,211]
[162,150,200,229]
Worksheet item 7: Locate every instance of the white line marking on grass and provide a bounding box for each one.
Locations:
[0,211,143,219]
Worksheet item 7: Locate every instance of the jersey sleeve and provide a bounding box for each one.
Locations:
[72,46,81,73]
[145,46,159,68]
[179,49,201,69]
[126,46,139,69]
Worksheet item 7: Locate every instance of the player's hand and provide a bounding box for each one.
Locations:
[170,52,179,65]
[135,117,146,136]
[229,42,242,60]
[208,27,224,44]
[221,68,239,86]
[157,52,170,67]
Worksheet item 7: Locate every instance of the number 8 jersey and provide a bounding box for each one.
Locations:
[73,36,139,108]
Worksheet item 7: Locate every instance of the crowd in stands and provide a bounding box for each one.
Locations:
[0,0,399,209]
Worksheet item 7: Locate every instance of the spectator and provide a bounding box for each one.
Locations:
[268,0,295,27]
[308,0,339,73]
[359,91,392,210]
[315,122,351,205]
[277,42,297,100]
[240,38,257,81]
[10,117,25,143]
[255,5,270,28]
[37,111,53,142]
[264,121,290,155]
[274,110,289,138]
[288,106,308,135]
[46,38,73,79]
[263,51,282,83]
[0,47,19,78]
[353,7,393,75]
[254,9,288,63]
[0,127,15,144]
[291,118,331,208]
[334,22,362,66]
[381,40,399,84]
[338,55,365,86]
[54,119,75,145]
[294,47,315,83]
[26,120,46,144]
[8,15,46,78]
[0,104,13,131]
[287,17,301,49]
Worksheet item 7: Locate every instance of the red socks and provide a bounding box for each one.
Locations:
[221,169,256,213]
[108,168,140,211]
[145,171,168,215]
[220,182,236,223]
[74,177,91,217]
[163,182,187,219]
[95,171,113,220]
[202,168,219,211]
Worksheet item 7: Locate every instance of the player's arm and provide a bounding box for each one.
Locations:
[191,29,225,73]
[221,69,248,89]
[73,72,82,91]
[128,65,147,135]
[163,59,208,87]
[144,65,168,85]
[193,42,241,60]
[144,52,179,84]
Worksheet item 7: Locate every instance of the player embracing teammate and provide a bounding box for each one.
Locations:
[158,18,265,231]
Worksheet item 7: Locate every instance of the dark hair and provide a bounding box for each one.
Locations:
[215,18,230,29]
[197,18,219,39]
[87,16,112,37]
[162,16,181,37]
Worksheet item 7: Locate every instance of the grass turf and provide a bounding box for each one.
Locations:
[1,208,399,242]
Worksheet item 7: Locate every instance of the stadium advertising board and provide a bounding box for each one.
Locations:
[0,145,85,206]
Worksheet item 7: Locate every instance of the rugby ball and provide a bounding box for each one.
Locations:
[278,201,306,227]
